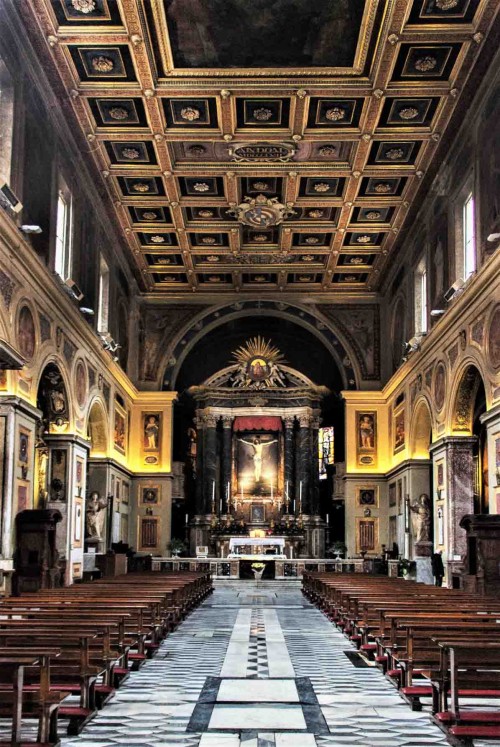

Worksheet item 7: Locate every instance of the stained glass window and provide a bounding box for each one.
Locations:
[319,426,334,480]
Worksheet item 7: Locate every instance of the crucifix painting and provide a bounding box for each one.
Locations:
[236,432,279,495]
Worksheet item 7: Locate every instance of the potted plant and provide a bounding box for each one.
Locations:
[251,562,266,580]
[327,541,347,559]
[167,538,187,557]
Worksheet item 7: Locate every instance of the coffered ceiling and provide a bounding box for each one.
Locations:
[23,0,499,295]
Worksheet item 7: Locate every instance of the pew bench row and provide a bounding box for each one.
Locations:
[303,572,500,747]
[0,571,212,747]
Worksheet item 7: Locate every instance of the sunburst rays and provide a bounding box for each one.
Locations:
[232,336,284,365]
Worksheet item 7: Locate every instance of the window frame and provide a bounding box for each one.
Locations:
[97,253,110,335]
[54,173,73,280]
[463,192,476,279]
[414,256,428,336]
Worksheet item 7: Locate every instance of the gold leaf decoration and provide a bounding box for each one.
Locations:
[398,107,419,120]
[180,106,201,122]
[253,107,273,121]
[325,107,346,121]
[72,0,96,13]
[109,107,129,121]
[91,56,115,73]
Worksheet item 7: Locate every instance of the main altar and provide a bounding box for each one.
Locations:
[188,337,329,558]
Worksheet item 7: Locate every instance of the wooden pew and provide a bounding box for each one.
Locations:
[431,641,500,746]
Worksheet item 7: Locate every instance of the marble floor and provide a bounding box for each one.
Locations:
[5,581,498,746]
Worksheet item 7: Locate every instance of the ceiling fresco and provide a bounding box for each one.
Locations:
[21,0,499,296]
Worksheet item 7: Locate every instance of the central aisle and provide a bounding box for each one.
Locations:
[63,581,450,747]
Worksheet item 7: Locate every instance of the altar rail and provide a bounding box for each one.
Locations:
[150,557,399,578]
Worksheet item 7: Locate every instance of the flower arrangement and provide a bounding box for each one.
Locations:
[398,558,416,577]
[251,562,265,571]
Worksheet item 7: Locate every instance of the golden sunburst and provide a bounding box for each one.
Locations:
[232,336,284,366]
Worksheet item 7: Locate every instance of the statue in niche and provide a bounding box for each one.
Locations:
[85,491,108,540]
[409,493,431,543]
[238,435,277,482]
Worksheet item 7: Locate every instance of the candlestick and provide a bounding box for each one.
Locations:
[271,483,273,502]
[219,499,222,514]
[326,514,329,525]
[185,513,189,525]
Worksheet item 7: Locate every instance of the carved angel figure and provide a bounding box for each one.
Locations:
[409,493,431,543]
[85,491,108,540]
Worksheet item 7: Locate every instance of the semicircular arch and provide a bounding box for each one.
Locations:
[447,356,489,435]
[86,397,109,457]
[156,300,364,392]
[409,395,433,458]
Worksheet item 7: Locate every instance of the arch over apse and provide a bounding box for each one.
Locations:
[86,398,109,457]
[410,396,433,458]
[449,362,487,435]
[159,300,363,392]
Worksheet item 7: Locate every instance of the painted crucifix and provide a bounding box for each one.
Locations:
[238,435,277,482]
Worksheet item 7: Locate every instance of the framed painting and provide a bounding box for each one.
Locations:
[18,428,30,465]
[356,411,377,466]
[17,481,30,512]
[143,413,161,452]
[393,408,405,453]
[113,403,127,454]
[357,486,378,508]
[73,497,83,547]
[389,482,396,508]
[250,503,265,523]
[141,485,160,505]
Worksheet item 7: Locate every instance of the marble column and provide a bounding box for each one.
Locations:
[283,416,295,509]
[430,436,477,581]
[310,412,321,515]
[194,412,204,515]
[296,414,311,514]
[203,414,219,514]
[221,416,233,513]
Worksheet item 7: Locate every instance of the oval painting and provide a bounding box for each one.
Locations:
[488,305,500,369]
[75,360,87,408]
[18,305,36,360]
[434,362,446,411]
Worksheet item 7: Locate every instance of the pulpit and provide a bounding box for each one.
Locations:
[460,514,500,595]
[13,509,63,594]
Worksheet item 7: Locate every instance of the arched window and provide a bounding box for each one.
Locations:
[414,257,428,336]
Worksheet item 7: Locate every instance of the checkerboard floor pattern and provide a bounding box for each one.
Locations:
[3,580,498,747]
[246,608,269,678]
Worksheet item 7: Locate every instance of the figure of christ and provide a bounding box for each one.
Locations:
[238,435,277,483]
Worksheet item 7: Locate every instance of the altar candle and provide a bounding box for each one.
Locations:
[326,514,329,525]
[285,480,289,500]
[271,483,273,501]
[212,481,215,502]
[227,481,230,502]
[185,513,189,525]
[219,499,222,513]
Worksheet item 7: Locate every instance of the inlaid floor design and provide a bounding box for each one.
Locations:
[6,581,497,746]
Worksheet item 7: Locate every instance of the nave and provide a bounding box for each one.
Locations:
[50,581,469,747]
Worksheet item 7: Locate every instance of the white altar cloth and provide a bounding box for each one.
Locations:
[227,536,286,559]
